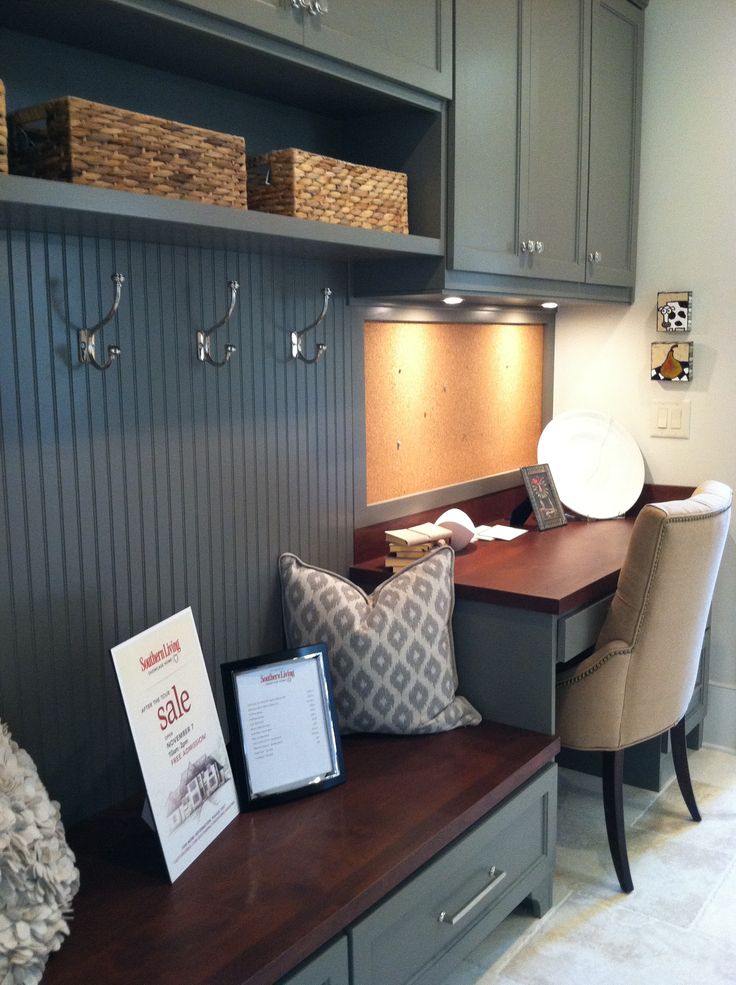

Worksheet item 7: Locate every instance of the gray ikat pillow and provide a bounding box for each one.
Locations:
[278,546,481,734]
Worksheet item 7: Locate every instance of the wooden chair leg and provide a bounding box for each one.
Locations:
[670,717,701,822]
[602,750,634,893]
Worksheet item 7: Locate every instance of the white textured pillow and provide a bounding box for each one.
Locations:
[0,722,79,985]
[279,546,481,734]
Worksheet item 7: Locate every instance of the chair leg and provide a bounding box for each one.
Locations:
[670,717,701,822]
[602,750,634,893]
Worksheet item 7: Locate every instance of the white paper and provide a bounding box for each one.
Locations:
[235,653,336,797]
[111,608,238,882]
[474,524,529,541]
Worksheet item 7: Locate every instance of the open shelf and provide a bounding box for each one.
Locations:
[0,174,444,260]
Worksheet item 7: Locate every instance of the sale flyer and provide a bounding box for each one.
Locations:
[111,607,238,881]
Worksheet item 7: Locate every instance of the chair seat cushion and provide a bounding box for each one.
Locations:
[279,547,481,735]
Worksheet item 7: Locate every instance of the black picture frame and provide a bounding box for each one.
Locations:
[220,643,345,811]
[521,464,568,531]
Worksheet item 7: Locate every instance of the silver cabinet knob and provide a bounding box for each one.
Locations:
[587,250,602,263]
[521,239,537,254]
[536,241,544,254]
[313,0,328,10]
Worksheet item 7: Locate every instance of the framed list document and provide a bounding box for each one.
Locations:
[221,644,345,810]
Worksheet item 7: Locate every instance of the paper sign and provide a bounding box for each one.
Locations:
[111,608,238,881]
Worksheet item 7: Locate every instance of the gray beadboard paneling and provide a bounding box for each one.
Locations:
[0,227,355,823]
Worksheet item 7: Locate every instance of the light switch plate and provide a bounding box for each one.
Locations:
[650,400,691,438]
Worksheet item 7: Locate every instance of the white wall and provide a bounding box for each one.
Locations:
[553,0,736,750]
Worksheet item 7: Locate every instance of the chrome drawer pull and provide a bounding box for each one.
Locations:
[438,866,507,926]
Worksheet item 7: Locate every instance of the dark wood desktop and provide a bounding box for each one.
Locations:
[352,514,635,615]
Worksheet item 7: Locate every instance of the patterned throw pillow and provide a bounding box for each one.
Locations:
[278,546,481,734]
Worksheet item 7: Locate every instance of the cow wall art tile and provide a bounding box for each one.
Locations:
[657,291,692,332]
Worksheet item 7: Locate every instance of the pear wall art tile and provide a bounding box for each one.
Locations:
[657,290,692,332]
[651,341,693,382]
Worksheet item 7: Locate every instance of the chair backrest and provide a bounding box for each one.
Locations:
[595,481,732,747]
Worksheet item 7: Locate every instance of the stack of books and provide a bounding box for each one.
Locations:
[383,522,452,570]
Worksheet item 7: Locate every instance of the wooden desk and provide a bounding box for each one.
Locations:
[352,516,635,615]
[351,518,635,737]
[351,495,710,791]
[42,723,559,985]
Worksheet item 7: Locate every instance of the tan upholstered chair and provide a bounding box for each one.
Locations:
[556,481,732,892]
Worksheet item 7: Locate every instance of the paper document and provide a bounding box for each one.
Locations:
[474,524,528,541]
[111,608,238,882]
[235,654,335,797]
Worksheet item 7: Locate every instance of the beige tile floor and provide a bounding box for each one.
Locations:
[444,747,736,985]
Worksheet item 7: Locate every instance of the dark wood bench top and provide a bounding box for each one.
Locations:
[43,723,559,985]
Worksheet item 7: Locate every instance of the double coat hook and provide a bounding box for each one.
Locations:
[291,287,331,364]
[78,273,124,370]
[197,280,239,367]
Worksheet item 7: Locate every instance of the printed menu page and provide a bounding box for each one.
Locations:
[111,607,238,882]
[235,653,336,798]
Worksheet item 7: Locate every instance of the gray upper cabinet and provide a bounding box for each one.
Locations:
[451,0,589,282]
[305,0,452,98]
[171,0,453,98]
[170,0,303,42]
[450,0,643,293]
[586,0,644,287]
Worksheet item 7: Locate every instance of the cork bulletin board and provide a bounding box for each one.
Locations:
[364,321,545,504]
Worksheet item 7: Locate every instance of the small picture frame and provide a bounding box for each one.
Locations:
[656,291,692,332]
[521,464,568,531]
[221,644,345,811]
[651,341,693,382]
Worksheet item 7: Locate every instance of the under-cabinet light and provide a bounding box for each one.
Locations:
[443,296,464,305]
[541,301,558,309]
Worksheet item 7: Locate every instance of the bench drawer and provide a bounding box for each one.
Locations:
[280,936,349,985]
[349,764,556,985]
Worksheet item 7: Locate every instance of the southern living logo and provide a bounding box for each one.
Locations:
[260,669,295,685]
[140,637,182,673]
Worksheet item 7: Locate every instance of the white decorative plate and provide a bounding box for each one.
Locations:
[537,410,645,519]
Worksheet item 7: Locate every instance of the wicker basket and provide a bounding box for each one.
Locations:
[0,81,8,175]
[9,96,247,208]
[247,148,408,234]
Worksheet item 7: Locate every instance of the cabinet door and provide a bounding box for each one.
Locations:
[522,0,589,282]
[450,0,588,281]
[450,0,522,275]
[170,0,304,43]
[304,0,452,98]
[586,0,644,287]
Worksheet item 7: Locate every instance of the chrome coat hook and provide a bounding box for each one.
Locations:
[197,280,239,367]
[291,287,331,365]
[78,272,124,370]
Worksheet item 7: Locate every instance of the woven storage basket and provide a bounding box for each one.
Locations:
[9,96,247,208]
[0,81,8,174]
[247,148,408,234]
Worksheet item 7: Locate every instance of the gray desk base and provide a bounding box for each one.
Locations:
[453,598,710,793]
